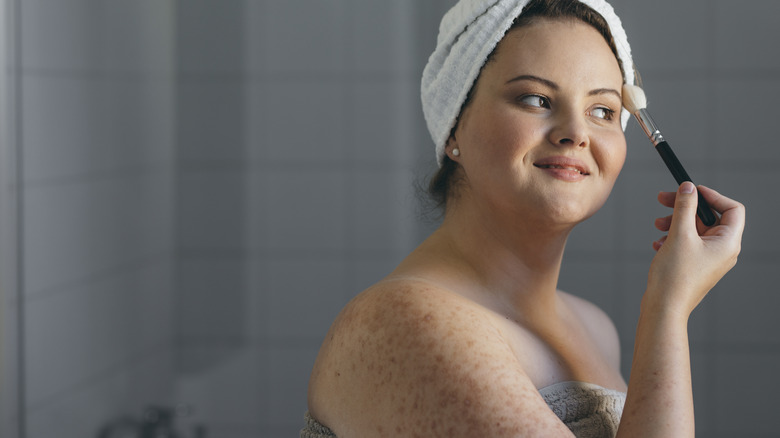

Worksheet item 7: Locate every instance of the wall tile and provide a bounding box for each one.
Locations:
[263,345,320,432]
[349,0,414,74]
[350,168,417,252]
[714,79,780,166]
[174,346,262,426]
[176,171,248,250]
[251,0,348,74]
[23,75,175,183]
[176,258,250,340]
[715,261,780,344]
[177,0,247,74]
[615,261,649,345]
[134,260,176,351]
[714,351,780,434]
[718,171,774,253]
[252,80,347,165]
[351,81,416,166]
[107,78,175,169]
[714,0,780,73]
[615,0,711,74]
[22,75,110,182]
[24,174,173,295]
[21,0,102,72]
[102,0,175,74]
[690,350,715,436]
[263,170,348,252]
[264,258,348,339]
[177,80,247,165]
[615,167,671,252]
[26,350,174,438]
[25,261,172,406]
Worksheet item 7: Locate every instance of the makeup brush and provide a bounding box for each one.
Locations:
[622,84,717,226]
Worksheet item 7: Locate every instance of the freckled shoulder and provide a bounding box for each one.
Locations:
[308,279,574,438]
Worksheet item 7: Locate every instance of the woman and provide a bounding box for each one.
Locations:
[302,0,745,436]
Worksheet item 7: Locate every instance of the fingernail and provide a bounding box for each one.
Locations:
[680,181,695,194]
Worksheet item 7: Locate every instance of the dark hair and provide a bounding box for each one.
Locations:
[426,0,624,212]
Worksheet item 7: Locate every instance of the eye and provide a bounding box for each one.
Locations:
[590,106,616,121]
[518,94,550,109]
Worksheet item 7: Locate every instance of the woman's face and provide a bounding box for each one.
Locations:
[449,18,626,226]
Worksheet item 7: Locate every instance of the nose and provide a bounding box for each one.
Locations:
[548,110,589,148]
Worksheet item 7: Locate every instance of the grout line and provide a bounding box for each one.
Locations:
[11,0,26,433]
[20,68,175,82]
[704,4,721,428]
[175,159,416,175]
[177,248,407,262]
[343,0,358,302]
[178,336,323,350]
[689,341,780,355]
[22,163,175,188]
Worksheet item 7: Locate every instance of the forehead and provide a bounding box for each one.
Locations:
[487,18,623,89]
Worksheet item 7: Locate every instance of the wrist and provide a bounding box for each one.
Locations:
[639,288,691,327]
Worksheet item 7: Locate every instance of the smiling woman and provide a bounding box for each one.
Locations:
[302,0,745,437]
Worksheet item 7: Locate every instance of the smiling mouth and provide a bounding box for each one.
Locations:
[534,164,590,176]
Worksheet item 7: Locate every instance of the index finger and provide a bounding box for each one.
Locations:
[698,185,745,231]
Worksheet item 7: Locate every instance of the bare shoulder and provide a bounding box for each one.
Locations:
[308,278,573,438]
[559,291,621,370]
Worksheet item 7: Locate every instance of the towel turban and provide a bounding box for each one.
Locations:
[421,0,634,166]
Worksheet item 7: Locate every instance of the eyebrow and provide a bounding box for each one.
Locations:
[505,74,621,100]
[506,74,558,89]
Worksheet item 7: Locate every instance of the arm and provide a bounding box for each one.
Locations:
[617,182,745,437]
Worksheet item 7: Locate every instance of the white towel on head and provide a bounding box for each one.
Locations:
[421,0,634,166]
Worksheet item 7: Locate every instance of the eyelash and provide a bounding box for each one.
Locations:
[518,94,550,109]
[591,106,616,121]
[517,94,616,121]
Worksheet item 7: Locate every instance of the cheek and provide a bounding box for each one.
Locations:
[462,109,528,164]
[597,133,627,178]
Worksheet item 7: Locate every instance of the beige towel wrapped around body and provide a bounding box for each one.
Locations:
[300,381,626,438]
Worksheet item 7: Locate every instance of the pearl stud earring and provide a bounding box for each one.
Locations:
[452,148,460,157]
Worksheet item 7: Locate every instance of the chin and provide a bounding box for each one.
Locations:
[533,193,607,227]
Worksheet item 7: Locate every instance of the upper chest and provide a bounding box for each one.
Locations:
[488,303,626,391]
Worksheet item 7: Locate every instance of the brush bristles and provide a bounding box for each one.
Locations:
[622,84,647,113]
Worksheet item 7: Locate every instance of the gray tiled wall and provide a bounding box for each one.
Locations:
[16,0,177,436]
[173,1,422,436]
[9,1,779,438]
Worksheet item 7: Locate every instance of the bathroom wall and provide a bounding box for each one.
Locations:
[10,1,177,436]
[0,0,20,435]
[3,1,778,438]
[171,1,426,436]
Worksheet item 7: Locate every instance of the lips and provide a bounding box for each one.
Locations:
[533,157,590,176]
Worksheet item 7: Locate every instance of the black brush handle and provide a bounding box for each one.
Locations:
[655,141,717,226]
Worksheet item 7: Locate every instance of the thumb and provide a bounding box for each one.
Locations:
[669,181,699,239]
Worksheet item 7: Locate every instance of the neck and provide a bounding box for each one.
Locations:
[399,193,576,319]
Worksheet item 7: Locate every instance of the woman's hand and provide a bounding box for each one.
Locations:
[644,182,745,319]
